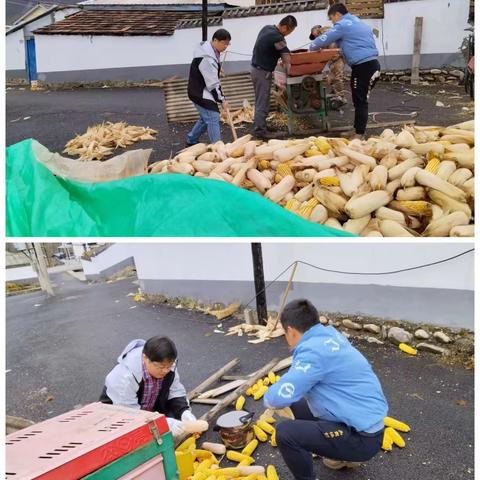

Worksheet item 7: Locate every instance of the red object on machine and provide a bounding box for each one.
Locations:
[280,48,341,77]
[5,402,169,479]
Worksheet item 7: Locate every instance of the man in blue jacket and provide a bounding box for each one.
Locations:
[264,299,388,479]
[309,3,381,138]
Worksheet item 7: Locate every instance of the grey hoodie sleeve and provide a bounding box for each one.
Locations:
[105,363,141,409]
[198,56,225,103]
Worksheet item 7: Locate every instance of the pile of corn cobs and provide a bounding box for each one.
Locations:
[148,120,474,237]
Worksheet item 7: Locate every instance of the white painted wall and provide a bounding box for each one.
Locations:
[6,266,37,282]
[83,243,474,291]
[34,0,469,74]
[6,29,25,71]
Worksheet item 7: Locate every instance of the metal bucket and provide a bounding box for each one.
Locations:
[214,411,255,450]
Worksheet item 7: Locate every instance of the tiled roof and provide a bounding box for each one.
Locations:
[34,9,220,35]
[223,0,327,19]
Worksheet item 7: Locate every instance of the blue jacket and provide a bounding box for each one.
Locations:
[309,13,378,66]
[264,324,388,433]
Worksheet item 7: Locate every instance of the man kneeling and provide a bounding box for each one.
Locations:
[264,299,388,479]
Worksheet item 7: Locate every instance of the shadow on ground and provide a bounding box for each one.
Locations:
[6,274,474,479]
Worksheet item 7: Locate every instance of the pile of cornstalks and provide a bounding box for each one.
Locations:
[64,121,157,161]
[226,317,285,344]
[221,100,254,125]
[147,120,474,237]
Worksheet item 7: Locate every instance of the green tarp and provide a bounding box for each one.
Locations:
[6,139,354,237]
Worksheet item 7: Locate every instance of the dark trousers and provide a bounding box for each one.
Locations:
[276,400,383,480]
[251,65,272,134]
[350,59,381,134]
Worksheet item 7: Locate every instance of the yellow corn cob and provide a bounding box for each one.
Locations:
[217,476,226,480]
[238,458,255,466]
[305,148,320,157]
[194,462,199,470]
[263,377,271,386]
[267,371,276,384]
[197,459,216,472]
[381,429,393,452]
[298,197,319,218]
[319,176,340,186]
[285,198,301,212]
[177,436,197,452]
[256,379,264,388]
[192,472,208,480]
[194,450,218,462]
[253,385,268,400]
[270,430,277,447]
[246,387,253,396]
[397,200,432,216]
[275,375,280,382]
[212,468,241,477]
[257,477,267,480]
[258,160,271,170]
[250,383,259,393]
[253,425,268,442]
[242,439,259,456]
[384,417,411,433]
[385,427,406,448]
[256,421,275,435]
[277,164,293,178]
[244,475,258,480]
[425,157,441,173]
[206,475,217,480]
[314,138,331,154]
[266,465,279,480]
[236,396,246,410]
[227,451,253,463]
[399,343,417,356]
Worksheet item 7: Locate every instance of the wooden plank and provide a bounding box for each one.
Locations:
[190,398,221,405]
[187,358,240,400]
[411,17,423,85]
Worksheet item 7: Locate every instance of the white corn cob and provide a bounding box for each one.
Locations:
[244,141,258,160]
[179,143,208,157]
[192,160,216,174]
[423,211,470,237]
[447,168,473,187]
[265,175,296,203]
[334,146,377,170]
[388,158,424,181]
[295,169,317,183]
[427,190,472,219]
[400,167,422,188]
[343,215,371,234]
[338,167,366,197]
[443,150,474,169]
[310,204,328,224]
[450,120,474,131]
[324,218,344,230]
[227,134,253,157]
[386,179,402,196]
[376,207,407,225]
[212,141,228,161]
[411,142,445,156]
[273,143,310,163]
[197,151,220,162]
[175,153,197,163]
[395,130,417,148]
[380,220,415,237]
[247,169,272,194]
[212,157,241,175]
[462,177,474,197]
[232,159,256,186]
[445,143,471,152]
[369,165,388,190]
[431,204,444,220]
[345,191,391,218]
[254,145,278,160]
[450,225,475,237]
[379,151,399,169]
[398,148,418,161]
[437,161,458,180]
[295,184,314,202]
[415,169,466,201]
[167,163,195,175]
[314,188,347,216]
[396,187,426,201]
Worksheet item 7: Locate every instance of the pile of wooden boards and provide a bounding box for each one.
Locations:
[64,121,157,161]
[147,120,475,237]
[226,316,285,344]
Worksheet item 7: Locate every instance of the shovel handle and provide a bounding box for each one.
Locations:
[224,103,238,141]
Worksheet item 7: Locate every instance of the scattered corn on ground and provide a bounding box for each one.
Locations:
[381,417,411,452]
[148,120,474,237]
[64,121,157,161]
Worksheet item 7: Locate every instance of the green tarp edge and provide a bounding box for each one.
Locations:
[6,139,355,237]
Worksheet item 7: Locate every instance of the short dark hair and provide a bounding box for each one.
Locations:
[309,25,322,41]
[328,3,348,16]
[279,15,298,29]
[143,336,177,362]
[280,299,319,333]
[212,29,231,41]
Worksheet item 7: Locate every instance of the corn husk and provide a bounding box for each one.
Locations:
[447,168,473,187]
[443,149,474,169]
[386,179,402,196]
[445,143,471,152]
[232,159,256,186]
[244,141,257,160]
[437,161,458,180]
[180,143,207,157]
[380,219,415,237]
[310,204,328,224]
[423,211,470,237]
[380,150,400,169]
[427,190,472,219]
[197,151,220,162]
[273,143,309,163]
[265,175,296,203]
[324,218,344,230]
[400,167,422,188]
[389,158,424,181]
[441,128,475,143]
[167,163,194,175]
[247,169,272,194]
[395,130,417,148]
[212,141,228,161]
[410,142,445,156]
[314,187,347,216]
[148,159,170,174]
[415,169,466,201]
[389,200,432,217]
[295,169,317,183]
[338,166,367,197]
[294,184,314,202]
[431,204,444,220]
[462,177,475,197]
[227,135,253,157]
[345,191,391,218]
[376,206,406,225]
[450,225,475,237]
[334,145,377,170]
[343,215,371,234]
[396,186,426,201]
[369,165,388,190]
[192,160,216,174]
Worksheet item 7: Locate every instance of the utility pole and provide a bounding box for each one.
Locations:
[32,243,55,297]
[251,243,268,325]
[202,0,208,41]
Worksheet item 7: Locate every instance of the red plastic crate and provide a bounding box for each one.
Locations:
[6,402,169,480]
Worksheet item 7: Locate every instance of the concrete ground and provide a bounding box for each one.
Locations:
[6,82,473,163]
[6,273,474,479]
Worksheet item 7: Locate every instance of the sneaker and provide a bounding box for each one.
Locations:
[322,458,362,470]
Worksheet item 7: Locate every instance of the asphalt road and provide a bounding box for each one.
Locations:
[6,83,473,163]
[6,274,474,479]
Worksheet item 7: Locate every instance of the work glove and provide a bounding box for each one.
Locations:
[181,410,197,423]
[166,417,185,438]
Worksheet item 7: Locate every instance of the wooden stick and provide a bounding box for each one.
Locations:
[222,375,249,381]
[222,357,291,381]
[200,357,280,424]
[187,358,240,400]
[411,17,423,85]
[225,104,238,141]
[197,379,245,399]
[190,398,221,405]
[272,261,298,331]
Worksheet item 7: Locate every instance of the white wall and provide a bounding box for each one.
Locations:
[81,243,135,277]
[132,243,474,291]
[6,266,37,282]
[6,29,25,71]
[34,0,469,75]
